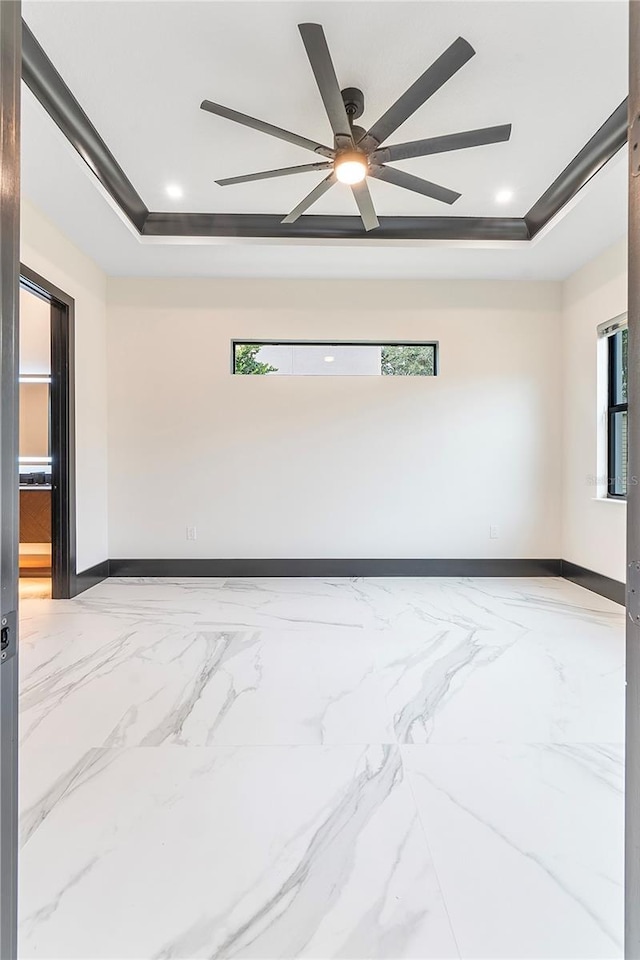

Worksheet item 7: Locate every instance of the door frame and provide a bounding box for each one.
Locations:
[0,2,21,957]
[19,266,76,600]
[627,3,640,955]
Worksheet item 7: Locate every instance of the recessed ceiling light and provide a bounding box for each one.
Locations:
[324,355,335,363]
[166,183,183,200]
[495,188,514,204]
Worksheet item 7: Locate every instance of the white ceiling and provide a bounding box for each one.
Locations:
[20,0,629,279]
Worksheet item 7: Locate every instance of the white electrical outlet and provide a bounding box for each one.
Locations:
[489,525,499,540]
[186,526,197,541]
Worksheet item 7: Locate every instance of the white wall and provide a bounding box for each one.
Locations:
[107,278,562,560]
[21,197,628,573]
[20,287,50,375]
[19,288,51,467]
[21,199,109,571]
[19,383,49,460]
[561,238,628,582]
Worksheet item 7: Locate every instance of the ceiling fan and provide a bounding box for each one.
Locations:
[200,23,512,232]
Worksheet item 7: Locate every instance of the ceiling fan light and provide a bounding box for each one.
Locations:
[335,153,367,185]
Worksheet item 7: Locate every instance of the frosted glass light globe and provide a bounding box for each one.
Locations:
[335,154,367,184]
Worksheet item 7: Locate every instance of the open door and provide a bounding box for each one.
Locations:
[19,268,76,600]
[0,1,20,957]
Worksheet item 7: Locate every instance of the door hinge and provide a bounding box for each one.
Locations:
[0,610,16,664]
[631,114,640,177]
[628,561,640,622]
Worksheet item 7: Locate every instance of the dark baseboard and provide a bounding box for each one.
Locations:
[108,557,562,578]
[560,559,625,606]
[73,559,109,597]
[81,557,625,607]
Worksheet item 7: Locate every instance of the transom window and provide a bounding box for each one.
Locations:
[232,341,438,377]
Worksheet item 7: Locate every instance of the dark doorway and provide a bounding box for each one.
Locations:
[19,266,75,600]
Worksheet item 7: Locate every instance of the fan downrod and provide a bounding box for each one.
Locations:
[341,87,364,121]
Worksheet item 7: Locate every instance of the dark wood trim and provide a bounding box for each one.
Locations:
[21,20,148,232]
[142,213,530,242]
[525,100,628,237]
[0,5,21,957]
[560,559,625,606]
[20,263,73,309]
[109,557,562,578]
[107,559,625,610]
[22,556,629,601]
[20,16,626,243]
[50,298,75,598]
[74,559,109,596]
[20,264,76,600]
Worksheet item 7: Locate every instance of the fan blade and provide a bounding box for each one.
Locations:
[371,165,460,204]
[351,180,379,231]
[200,100,334,158]
[361,37,475,149]
[298,23,353,143]
[373,124,512,163]
[282,172,337,223]
[216,161,332,186]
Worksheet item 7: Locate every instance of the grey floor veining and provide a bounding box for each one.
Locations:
[17,576,625,959]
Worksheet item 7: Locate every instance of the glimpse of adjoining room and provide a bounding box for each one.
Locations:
[19,285,52,601]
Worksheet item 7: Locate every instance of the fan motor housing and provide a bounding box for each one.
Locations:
[341,87,365,120]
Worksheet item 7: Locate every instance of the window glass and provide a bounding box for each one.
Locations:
[608,328,629,498]
[233,342,437,376]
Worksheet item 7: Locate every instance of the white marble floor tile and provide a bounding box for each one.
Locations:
[17,576,625,959]
[351,576,623,637]
[20,620,186,755]
[349,577,543,635]
[21,619,395,749]
[19,743,102,848]
[20,579,368,652]
[19,745,459,960]
[402,742,624,959]
[373,624,517,744]
[376,624,624,744]
[104,627,396,747]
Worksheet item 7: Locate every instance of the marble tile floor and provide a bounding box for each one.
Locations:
[17,576,625,959]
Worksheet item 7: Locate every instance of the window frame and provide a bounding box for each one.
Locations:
[230,339,439,376]
[606,324,628,499]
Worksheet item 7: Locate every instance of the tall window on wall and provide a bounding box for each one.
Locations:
[602,316,628,498]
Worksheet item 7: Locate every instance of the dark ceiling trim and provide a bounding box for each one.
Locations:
[525,99,629,237]
[21,18,628,243]
[21,20,148,232]
[142,212,530,241]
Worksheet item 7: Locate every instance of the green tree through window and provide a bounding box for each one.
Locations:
[234,344,277,375]
[380,345,435,376]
